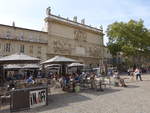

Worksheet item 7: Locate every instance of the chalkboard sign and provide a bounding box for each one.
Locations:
[10,86,48,112]
[10,90,30,111]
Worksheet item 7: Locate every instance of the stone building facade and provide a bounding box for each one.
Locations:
[0,24,48,61]
[44,14,104,67]
[0,9,104,67]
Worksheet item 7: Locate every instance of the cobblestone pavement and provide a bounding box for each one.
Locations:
[1,74,150,113]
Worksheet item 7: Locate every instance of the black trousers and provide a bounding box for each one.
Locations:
[136,74,142,81]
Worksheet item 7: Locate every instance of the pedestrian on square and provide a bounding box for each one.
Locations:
[127,68,130,76]
[134,68,142,81]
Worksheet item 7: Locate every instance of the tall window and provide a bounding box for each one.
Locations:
[4,43,11,52]
[20,44,25,53]
[20,33,24,40]
[29,45,33,54]
[6,31,11,38]
[37,46,41,54]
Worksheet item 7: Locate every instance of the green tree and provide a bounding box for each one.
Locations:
[106,19,150,66]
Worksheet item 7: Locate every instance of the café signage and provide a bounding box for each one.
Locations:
[29,89,47,108]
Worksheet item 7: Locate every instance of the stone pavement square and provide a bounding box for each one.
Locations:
[1,74,150,113]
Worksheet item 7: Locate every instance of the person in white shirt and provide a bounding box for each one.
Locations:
[134,68,142,81]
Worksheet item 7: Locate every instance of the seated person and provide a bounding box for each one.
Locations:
[113,70,127,87]
[119,78,127,87]
[26,76,35,84]
[7,80,16,90]
[75,73,80,82]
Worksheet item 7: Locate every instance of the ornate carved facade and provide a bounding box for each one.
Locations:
[0,12,104,67]
[53,40,72,54]
[45,14,104,67]
[74,29,87,42]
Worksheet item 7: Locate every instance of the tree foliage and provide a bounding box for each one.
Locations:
[106,19,150,57]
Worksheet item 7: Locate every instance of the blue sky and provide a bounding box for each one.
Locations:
[0,0,150,45]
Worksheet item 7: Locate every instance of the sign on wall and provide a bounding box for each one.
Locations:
[29,89,47,108]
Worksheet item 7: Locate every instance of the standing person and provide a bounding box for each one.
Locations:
[134,68,142,81]
[113,70,119,86]
[90,73,95,89]
[127,68,130,76]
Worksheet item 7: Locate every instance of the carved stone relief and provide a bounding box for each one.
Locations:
[53,40,72,54]
[74,29,87,42]
[87,46,101,57]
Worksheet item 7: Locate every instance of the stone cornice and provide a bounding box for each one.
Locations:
[0,24,47,34]
[45,14,104,35]
[0,35,48,44]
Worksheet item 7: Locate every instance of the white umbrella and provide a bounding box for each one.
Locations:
[0,53,40,64]
[4,64,22,69]
[23,64,39,69]
[45,64,61,68]
[42,56,77,64]
[42,56,78,76]
[68,63,85,67]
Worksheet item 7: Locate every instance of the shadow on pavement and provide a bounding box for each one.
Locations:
[29,88,122,113]
[79,88,122,96]
[29,92,91,112]
[126,85,139,88]
[0,87,127,113]
[0,91,91,113]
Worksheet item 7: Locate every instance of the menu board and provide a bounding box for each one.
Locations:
[29,89,47,108]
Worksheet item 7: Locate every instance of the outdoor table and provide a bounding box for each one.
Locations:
[10,85,48,112]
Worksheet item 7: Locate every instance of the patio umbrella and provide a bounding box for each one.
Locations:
[42,56,78,76]
[23,64,39,69]
[45,64,61,68]
[42,56,77,64]
[68,63,85,67]
[0,53,40,64]
[68,63,85,74]
[4,64,22,69]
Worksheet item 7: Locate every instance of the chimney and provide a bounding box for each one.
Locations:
[81,19,85,24]
[73,16,77,22]
[12,21,15,27]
